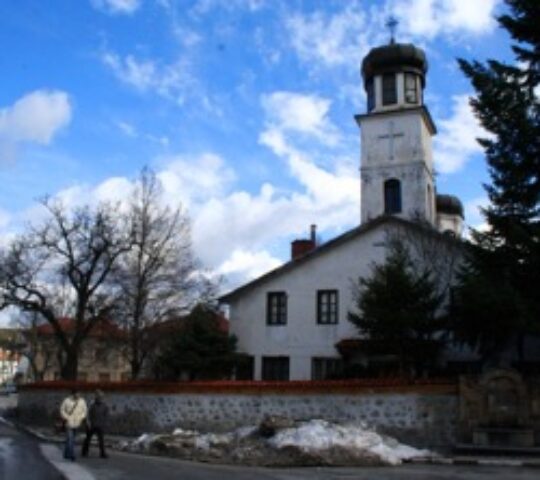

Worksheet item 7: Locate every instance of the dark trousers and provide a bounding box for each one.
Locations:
[63,428,77,460]
[81,426,106,457]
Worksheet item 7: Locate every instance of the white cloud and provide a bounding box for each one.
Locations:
[151,136,358,284]
[261,92,340,146]
[391,0,499,38]
[102,53,156,91]
[94,176,134,204]
[190,0,265,16]
[434,94,490,174]
[146,134,170,147]
[0,90,72,163]
[117,121,137,137]
[218,248,281,281]
[102,52,190,104]
[286,5,373,70]
[116,121,169,146]
[157,153,236,208]
[90,0,141,15]
[1,141,359,288]
[27,177,134,217]
[0,90,72,146]
[1,90,358,290]
[286,1,500,73]
[259,129,359,215]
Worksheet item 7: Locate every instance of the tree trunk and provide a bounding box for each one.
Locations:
[130,358,141,380]
[60,347,79,380]
[130,331,141,380]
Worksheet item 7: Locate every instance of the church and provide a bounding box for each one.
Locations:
[219,39,466,381]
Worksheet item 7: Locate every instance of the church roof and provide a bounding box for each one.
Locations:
[436,194,464,218]
[219,216,460,303]
[362,43,428,84]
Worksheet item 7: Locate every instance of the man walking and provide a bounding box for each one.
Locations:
[60,389,88,461]
[82,390,109,458]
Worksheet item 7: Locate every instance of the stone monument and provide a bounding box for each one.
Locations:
[458,368,539,450]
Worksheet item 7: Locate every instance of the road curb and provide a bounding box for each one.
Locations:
[408,456,540,468]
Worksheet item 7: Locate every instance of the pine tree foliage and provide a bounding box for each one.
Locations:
[152,305,238,381]
[348,242,445,375]
[453,0,540,358]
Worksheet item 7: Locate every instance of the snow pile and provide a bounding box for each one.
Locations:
[172,427,198,436]
[195,432,234,450]
[131,433,158,450]
[120,419,431,466]
[269,420,428,465]
[170,425,257,451]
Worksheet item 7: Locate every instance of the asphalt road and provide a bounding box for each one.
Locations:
[0,420,63,480]
[46,445,540,480]
[1,417,539,480]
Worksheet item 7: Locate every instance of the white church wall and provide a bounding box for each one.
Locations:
[437,212,463,237]
[229,226,389,381]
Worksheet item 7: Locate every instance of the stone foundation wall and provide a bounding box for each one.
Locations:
[17,383,457,448]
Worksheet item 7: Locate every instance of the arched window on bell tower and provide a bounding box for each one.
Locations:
[384,178,402,214]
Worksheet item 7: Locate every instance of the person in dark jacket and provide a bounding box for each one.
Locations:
[81,390,109,458]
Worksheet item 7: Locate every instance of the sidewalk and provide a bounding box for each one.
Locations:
[22,424,135,450]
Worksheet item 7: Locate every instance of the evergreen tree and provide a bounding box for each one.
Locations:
[453,0,540,361]
[152,305,238,381]
[348,242,444,376]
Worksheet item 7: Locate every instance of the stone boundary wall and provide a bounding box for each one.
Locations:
[17,381,458,448]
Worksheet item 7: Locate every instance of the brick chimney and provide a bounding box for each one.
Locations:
[291,224,317,260]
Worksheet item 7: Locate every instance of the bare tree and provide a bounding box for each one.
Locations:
[0,199,130,380]
[114,168,216,379]
[385,218,464,301]
[16,312,57,381]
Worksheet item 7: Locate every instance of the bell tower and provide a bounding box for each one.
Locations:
[355,37,437,225]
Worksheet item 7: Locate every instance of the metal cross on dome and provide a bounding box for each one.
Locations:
[386,16,398,44]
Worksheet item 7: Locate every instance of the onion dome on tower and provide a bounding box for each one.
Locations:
[436,194,464,236]
[361,42,428,113]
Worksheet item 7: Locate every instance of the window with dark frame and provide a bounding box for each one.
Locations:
[266,291,287,325]
[317,290,339,324]
[235,355,255,380]
[382,73,397,105]
[366,78,375,111]
[262,356,289,381]
[311,357,343,380]
[404,73,417,103]
[384,178,402,214]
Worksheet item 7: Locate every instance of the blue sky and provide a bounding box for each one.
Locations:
[0,0,512,292]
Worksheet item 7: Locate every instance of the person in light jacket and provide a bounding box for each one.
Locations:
[60,389,88,461]
[82,390,109,458]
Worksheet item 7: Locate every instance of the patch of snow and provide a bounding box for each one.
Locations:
[195,432,234,450]
[172,427,198,436]
[234,425,257,439]
[133,433,157,449]
[268,419,429,465]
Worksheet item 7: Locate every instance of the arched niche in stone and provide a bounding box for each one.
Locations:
[479,369,529,428]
